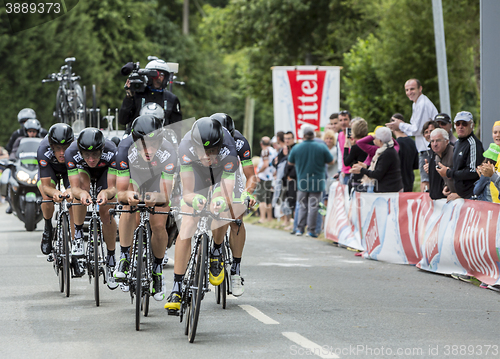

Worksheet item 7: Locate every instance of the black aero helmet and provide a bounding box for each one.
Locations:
[131,115,164,143]
[77,127,105,152]
[110,136,121,147]
[17,108,37,124]
[24,119,41,133]
[191,117,224,150]
[48,123,74,146]
[139,102,165,122]
[210,113,234,137]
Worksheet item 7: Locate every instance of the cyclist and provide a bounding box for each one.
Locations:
[5,108,47,155]
[118,58,182,136]
[65,128,119,290]
[139,102,178,265]
[113,115,178,301]
[164,117,239,314]
[210,113,257,296]
[37,124,84,276]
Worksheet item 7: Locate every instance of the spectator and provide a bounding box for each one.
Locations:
[329,113,342,135]
[337,110,352,184]
[272,131,289,226]
[478,121,500,203]
[419,120,439,192]
[434,113,457,145]
[255,136,277,223]
[323,130,338,195]
[351,127,403,193]
[357,126,400,167]
[389,113,418,192]
[288,126,334,237]
[342,118,368,192]
[436,111,484,200]
[283,131,297,231]
[424,128,455,200]
[386,79,438,192]
[473,148,497,202]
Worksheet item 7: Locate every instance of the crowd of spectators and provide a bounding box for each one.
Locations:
[252,77,500,238]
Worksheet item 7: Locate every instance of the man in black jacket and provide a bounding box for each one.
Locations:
[436,111,483,200]
[425,128,455,199]
[118,58,182,136]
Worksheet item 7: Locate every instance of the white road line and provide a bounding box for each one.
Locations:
[258,263,312,267]
[283,332,340,359]
[239,305,279,324]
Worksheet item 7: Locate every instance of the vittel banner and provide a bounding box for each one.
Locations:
[272,66,341,139]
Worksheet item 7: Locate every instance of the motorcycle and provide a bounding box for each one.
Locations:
[0,137,43,231]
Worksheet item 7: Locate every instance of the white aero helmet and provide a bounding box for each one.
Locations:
[17,108,37,124]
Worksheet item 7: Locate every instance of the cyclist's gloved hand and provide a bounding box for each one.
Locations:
[192,194,207,211]
[241,191,256,208]
[212,196,227,213]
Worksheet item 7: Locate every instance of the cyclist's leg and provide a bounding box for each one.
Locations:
[150,210,168,301]
[165,204,198,311]
[71,170,89,256]
[229,202,246,296]
[37,174,56,255]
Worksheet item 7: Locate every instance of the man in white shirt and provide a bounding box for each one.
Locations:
[386,78,438,192]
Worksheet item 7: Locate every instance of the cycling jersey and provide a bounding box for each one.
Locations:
[115,135,178,193]
[37,136,70,188]
[233,130,252,167]
[178,127,238,194]
[65,139,117,192]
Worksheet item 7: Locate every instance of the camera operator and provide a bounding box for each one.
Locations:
[118,58,182,137]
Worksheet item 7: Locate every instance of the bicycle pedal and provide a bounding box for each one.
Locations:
[167,309,180,316]
[47,254,55,262]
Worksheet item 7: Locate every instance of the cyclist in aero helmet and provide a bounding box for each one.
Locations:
[65,127,120,290]
[164,117,239,314]
[37,124,85,275]
[209,112,257,297]
[114,115,178,299]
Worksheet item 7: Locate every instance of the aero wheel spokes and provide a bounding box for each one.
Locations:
[93,220,100,307]
[62,214,71,297]
[135,228,144,331]
[188,234,207,343]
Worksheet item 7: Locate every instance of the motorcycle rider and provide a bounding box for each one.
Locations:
[5,108,47,155]
[9,119,42,160]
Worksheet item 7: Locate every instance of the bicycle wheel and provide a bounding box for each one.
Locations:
[220,244,228,309]
[62,213,71,298]
[93,219,100,307]
[188,233,207,343]
[55,223,64,293]
[135,227,144,331]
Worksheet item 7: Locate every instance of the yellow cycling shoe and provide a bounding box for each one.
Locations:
[209,254,225,286]
[164,292,181,315]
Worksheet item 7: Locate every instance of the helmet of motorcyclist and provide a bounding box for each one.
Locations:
[17,108,37,124]
[48,123,74,147]
[77,127,105,152]
[145,59,171,88]
[23,119,41,137]
[139,102,165,123]
[191,117,224,154]
[210,113,235,137]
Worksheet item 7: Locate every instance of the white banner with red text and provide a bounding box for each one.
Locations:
[324,182,500,286]
[272,66,341,139]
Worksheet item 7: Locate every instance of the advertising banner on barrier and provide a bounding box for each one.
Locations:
[272,66,341,139]
[324,182,500,285]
